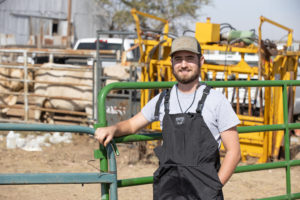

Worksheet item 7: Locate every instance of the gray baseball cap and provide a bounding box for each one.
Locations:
[170,36,202,56]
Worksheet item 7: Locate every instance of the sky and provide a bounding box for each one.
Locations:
[197,0,300,42]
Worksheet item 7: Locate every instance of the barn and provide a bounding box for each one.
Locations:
[0,0,108,47]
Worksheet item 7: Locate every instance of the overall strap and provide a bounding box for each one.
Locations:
[163,89,171,114]
[196,85,211,114]
[154,89,168,121]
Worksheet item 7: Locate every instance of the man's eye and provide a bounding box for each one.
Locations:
[187,56,195,61]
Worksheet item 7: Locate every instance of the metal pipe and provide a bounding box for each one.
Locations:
[96,31,136,36]
[0,104,90,116]
[67,0,72,48]
[282,84,291,195]
[29,80,92,87]
[256,193,300,200]
[96,30,108,199]
[118,176,153,187]
[93,59,97,122]
[0,48,98,55]
[114,133,162,143]
[107,144,118,200]
[235,159,300,173]
[25,93,91,101]
[0,64,92,71]
[129,66,133,117]
[0,91,92,101]
[113,121,300,144]
[0,77,92,87]
[0,123,94,134]
[100,144,109,200]
[23,50,29,121]
[0,172,115,185]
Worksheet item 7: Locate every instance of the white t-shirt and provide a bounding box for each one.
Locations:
[141,84,240,147]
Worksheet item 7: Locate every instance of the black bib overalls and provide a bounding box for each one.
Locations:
[153,86,224,200]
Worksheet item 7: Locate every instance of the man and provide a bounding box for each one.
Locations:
[95,36,241,200]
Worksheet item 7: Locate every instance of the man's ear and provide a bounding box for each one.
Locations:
[199,55,204,66]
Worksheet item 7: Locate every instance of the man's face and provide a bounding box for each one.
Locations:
[171,51,203,84]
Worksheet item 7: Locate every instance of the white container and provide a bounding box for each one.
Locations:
[6,131,17,149]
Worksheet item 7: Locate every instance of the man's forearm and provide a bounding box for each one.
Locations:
[218,127,241,185]
[114,119,135,137]
[218,149,241,185]
[113,112,150,137]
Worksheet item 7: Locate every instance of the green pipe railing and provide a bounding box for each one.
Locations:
[0,123,118,200]
[96,80,300,200]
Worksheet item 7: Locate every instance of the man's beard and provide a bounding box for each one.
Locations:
[172,67,200,84]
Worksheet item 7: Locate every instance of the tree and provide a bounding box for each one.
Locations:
[95,0,211,36]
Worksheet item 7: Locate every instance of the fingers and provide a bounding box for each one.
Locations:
[94,129,102,143]
[94,129,105,144]
[94,128,113,147]
[104,135,113,147]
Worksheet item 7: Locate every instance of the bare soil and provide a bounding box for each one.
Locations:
[0,132,299,200]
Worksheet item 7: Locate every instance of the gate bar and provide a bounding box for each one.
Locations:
[0,172,115,185]
[0,123,94,134]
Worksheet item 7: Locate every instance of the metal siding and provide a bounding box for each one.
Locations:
[72,0,108,41]
[0,0,107,45]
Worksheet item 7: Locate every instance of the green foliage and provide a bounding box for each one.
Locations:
[95,0,211,35]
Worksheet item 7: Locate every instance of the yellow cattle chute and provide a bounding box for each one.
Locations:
[131,9,300,163]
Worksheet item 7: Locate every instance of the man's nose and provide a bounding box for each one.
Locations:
[181,59,188,67]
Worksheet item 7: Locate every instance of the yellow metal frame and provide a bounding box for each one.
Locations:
[131,10,300,163]
[259,16,293,48]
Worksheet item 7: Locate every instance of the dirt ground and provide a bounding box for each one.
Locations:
[0,132,300,200]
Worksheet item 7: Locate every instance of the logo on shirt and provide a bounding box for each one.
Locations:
[175,117,185,125]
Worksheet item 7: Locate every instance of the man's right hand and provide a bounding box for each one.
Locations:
[94,126,117,147]
[94,112,150,147]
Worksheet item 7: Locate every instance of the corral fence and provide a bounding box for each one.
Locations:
[0,48,95,122]
[0,80,300,200]
[0,32,140,125]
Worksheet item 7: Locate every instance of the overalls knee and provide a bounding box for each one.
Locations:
[153,86,224,200]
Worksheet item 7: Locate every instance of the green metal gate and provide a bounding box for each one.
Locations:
[95,80,300,200]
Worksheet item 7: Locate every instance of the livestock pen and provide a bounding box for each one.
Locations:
[0,80,300,200]
[0,48,139,125]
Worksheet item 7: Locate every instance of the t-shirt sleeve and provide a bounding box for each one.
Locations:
[216,93,240,133]
[141,93,161,123]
